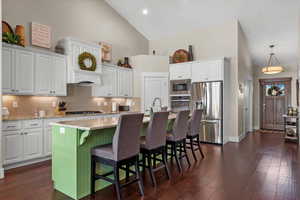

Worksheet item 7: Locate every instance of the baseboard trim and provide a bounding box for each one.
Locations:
[228,132,248,143]
[4,156,51,170]
[0,167,4,179]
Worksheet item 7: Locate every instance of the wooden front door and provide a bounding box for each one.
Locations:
[260,78,291,130]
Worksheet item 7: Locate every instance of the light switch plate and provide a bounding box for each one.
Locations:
[12,101,18,108]
[60,127,65,135]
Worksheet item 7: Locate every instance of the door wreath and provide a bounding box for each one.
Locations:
[78,52,97,71]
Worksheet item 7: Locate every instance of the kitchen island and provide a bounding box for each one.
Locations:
[51,114,176,200]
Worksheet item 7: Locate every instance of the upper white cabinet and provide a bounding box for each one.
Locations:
[15,49,35,94]
[35,53,67,96]
[57,37,102,84]
[92,65,117,97]
[118,68,133,97]
[191,59,224,82]
[169,62,192,80]
[2,44,67,96]
[2,47,13,93]
[2,46,35,94]
[92,64,133,97]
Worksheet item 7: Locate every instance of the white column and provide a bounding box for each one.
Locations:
[0,0,4,179]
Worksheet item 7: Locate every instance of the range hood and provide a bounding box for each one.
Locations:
[57,37,103,85]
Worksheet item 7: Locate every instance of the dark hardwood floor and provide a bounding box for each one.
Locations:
[1,131,300,200]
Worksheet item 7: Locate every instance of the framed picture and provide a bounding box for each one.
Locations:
[31,22,51,48]
[99,42,112,62]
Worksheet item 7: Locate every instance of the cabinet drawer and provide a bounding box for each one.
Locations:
[23,120,42,129]
[2,121,21,131]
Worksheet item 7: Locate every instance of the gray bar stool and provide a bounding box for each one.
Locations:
[166,110,191,173]
[91,113,144,200]
[139,111,170,187]
[186,109,205,161]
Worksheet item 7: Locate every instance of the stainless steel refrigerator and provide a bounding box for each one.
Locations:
[191,81,223,144]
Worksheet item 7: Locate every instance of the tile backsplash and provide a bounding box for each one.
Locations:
[2,85,141,117]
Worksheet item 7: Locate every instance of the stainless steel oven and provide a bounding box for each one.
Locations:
[170,79,191,95]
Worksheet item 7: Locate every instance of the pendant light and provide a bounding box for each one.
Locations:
[262,45,284,74]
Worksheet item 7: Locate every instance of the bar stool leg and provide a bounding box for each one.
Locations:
[173,143,182,173]
[197,135,205,158]
[147,152,157,187]
[190,137,197,162]
[183,140,191,167]
[162,147,171,179]
[125,163,130,182]
[113,164,122,200]
[90,156,96,194]
[135,157,145,196]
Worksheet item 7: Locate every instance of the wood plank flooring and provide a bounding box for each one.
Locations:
[0,132,299,200]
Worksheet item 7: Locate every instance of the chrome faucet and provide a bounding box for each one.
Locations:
[152,97,162,108]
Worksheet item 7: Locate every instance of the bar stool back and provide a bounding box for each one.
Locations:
[140,111,170,187]
[187,109,205,161]
[91,113,144,200]
[166,110,190,172]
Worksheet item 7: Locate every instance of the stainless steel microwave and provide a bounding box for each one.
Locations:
[170,79,191,95]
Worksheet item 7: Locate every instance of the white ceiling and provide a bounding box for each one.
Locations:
[105,0,300,67]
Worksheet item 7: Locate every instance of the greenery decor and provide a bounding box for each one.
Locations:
[3,32,21,45]
[78,52,97,71]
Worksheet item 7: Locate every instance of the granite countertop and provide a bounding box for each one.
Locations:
[2,111,135,121]
[50,113,177,131]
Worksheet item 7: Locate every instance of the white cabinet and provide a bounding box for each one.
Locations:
[2,47,13,93]
[44,128,52,156]
[23,129,43,160]
[169,63,192,80]
[92,65,133,97]
[2,47,35,94]
[191,59,224,82]
[2,44,67,96]
[53,57,67,95]
[118,69,133,97]
[15,49,35,94]
[35,53,52,95]
[92,66,117,97]
[35,53,67,96]
[2,120,43,165]
[2,131,23,164]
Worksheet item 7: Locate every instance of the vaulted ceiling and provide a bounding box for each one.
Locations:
[105,0,300,68]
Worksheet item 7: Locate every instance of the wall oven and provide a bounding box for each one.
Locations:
[170,79,191,95]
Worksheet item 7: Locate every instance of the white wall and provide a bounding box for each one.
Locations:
[2,0,149,64]
[253,64,298,130]
[130,55,169,97]
[149,20,240,141]
[237,23,254,137]
[0,0,4,179]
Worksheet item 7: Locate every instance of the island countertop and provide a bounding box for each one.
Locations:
[50,113,177,131]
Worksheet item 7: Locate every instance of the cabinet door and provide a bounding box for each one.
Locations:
[35,53,52,95]
[170,63,192,80]
[23,129,43,160]
[44,128,52,156]
[3,131,23,164]
[192,60,223,82]
[53,56,67,96]
[15,49,35,94]
[118,70,133,97]
[2,47,14,93]
[92,66,117,97]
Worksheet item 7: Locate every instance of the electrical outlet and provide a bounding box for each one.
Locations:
[97,102,102,106]
[12,101,18,108]
[52,101,57,108]
[60,127,65,135]
[104,102,108,106]
[132,102,135,106]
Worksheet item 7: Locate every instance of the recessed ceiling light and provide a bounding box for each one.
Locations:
[142,9,148,15]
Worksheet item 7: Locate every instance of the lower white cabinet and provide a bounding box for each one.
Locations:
[44,128,52,156]
[2,131,23,164]
[23,129,43,160]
